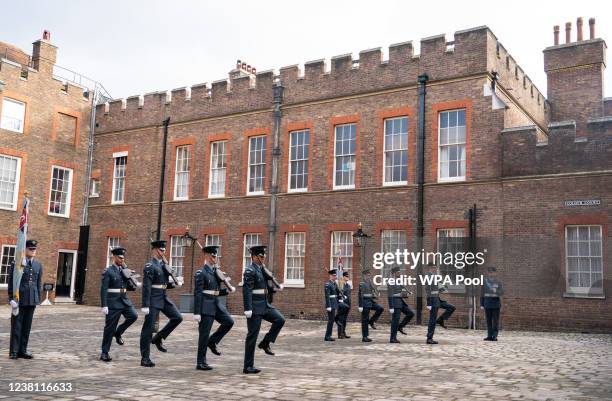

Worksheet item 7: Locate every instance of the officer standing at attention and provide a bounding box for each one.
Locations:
[140,240,183,367]
[100,247,138,362]
[481,266,503,341]
[7,239,42,360]
[324,269,341,341]
[358,269,384,342]
[336,271,351,339]
[387,266,415,343]
[192,245,235,370]
[242,245,286,374]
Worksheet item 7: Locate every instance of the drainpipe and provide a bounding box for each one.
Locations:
[75,88,97,304]
[415,74,429,324]
[156,117,171,241]
[267,82,284,273]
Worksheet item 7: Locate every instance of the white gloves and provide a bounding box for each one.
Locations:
[12,307,19,316]
[358,307,363,313]
[244,310,253,318]
[228,286,236,293]
[390,309,395,314]
[176,281,183,288]
[326,307,332,312]
[9,300,18,309]
[426,306,432,311]
[137,282,142,288]
[101,306,109,315]
[141,307,150,315]
[480,306,485,310]
[279,284,284,290]
[193,314,201,323]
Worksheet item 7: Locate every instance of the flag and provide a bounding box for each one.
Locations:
[12,197,29,302]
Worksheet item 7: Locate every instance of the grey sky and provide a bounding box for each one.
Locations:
[1,0,609,100]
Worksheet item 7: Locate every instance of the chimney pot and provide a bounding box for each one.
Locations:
[577,18,583,41]
[553,25,560,45]
[589,18,595,39]
[565,22,572,44]
[43,30,51,41]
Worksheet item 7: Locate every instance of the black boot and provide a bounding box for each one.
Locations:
[141,358,155,367]
[208,342,221,356]
[243,367,261,374]
[258,340,274,355]
[426,339,438,344]
[151,335,167,352]
[99,352,112,362]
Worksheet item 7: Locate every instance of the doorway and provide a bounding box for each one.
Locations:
[55,250,77,300]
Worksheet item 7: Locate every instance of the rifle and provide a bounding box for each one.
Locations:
[261,263,283,303]
[160,253,180,286]
[119,265,141,291]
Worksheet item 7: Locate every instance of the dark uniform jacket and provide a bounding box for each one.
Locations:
[242,262,272,315]
[341,282,352,307]
[194,264,229,316]
[358,280,377,308]
[480,277,503,309]
[100,264,135,309]
[425,272,442,308]
[141,258,176,309]
[387,283,410,309]
[324,280,340,310]
[8,258,42,306]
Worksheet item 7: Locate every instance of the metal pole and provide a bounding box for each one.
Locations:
[156,117,170,241]
[415,74,428,324]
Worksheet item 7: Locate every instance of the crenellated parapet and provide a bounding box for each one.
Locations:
[96,25,549,134]
[501,120,612,177]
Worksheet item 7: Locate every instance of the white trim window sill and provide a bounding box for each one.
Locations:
[282,283,305,288]
[563,292,605,299]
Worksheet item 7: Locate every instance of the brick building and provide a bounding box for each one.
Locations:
[3,19,610,332]
[0,32,95,303]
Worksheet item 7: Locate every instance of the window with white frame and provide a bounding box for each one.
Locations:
[205,234,222,265]
[330,231,353,278]
[566,225,603,295]
[106,237,121,267]
[438,109,466,182]
[289,129,310,192]
[0,245,16,285]
[247,136,266,195]
[174,145,191,200]
[333,123,356,189]
[284,232,305,285]
[381,230,408,286]
[383,117,408,185]
[112,154,127,204]
[209,141,227,197]
[89,178,100,197]
[0,98,26,133]
[48,166,73,217]
[242,233,262,274]
[437,228,467,287]
[170,235,186,278]
[0,154,22,211]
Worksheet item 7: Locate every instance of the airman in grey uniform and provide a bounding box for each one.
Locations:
[481,266,503,341]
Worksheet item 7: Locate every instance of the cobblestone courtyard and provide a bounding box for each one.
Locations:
[0,305,611,400]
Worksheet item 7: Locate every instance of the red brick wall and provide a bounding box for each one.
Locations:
[0,39,91,303]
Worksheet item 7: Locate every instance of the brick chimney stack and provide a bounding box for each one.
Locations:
[576,18,583,41]
[32,30,57,75]
[544,17,607,132]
